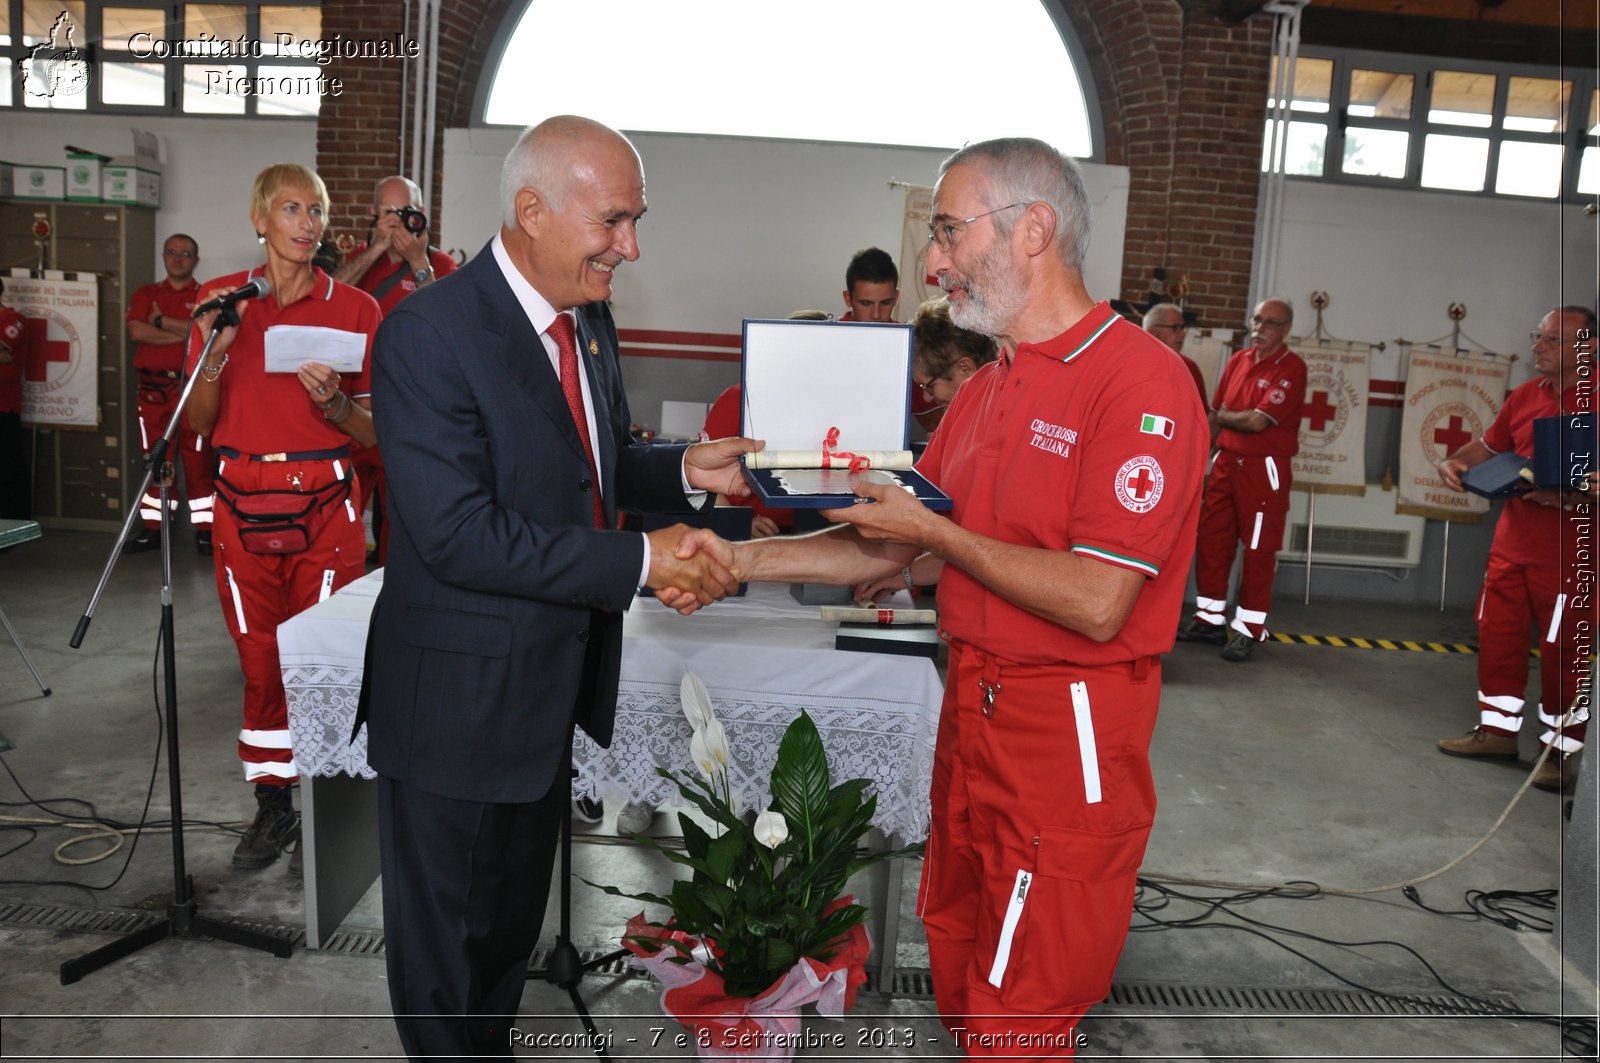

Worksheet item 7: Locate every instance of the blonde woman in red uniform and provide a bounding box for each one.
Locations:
[185,163,382,873]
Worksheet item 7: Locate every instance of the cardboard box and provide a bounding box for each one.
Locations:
[103,164,161,207]
[66,150,111,201]
[11,163,66,200]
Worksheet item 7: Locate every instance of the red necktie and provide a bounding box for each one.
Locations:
[548,313,604,528]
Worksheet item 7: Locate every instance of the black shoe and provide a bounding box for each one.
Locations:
[1177,616,1228,644]
[123,528,160,554]
[572,796,604,825]
[195,530,213,556]
[233,784,300,870]
[1220,632,1256,662]
[287,838,304,878]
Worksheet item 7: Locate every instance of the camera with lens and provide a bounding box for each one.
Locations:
[393,205,429,234]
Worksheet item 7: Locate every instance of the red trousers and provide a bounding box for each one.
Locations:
[212,454,365,783]
[136,373,216,530]
[920,640,1160,1059]
[1192,452,1292,639]
[352,442,388,564]
[1476,554,1591,750]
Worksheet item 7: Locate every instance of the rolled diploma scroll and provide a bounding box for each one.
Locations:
[820,606,938,626]
[746,450,915,470]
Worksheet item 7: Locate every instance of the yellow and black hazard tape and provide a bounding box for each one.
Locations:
[1270,633,1479,654]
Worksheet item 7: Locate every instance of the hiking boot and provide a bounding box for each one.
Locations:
[1220,632,1255,662]
[195,530,213,557]
[1437,727,1519,760]
[1177,617,1228,644]
[287,838,304,878]
[233,784,299,870]
[123,528,160,554]
[1531,749,1577,792]
[616,800,656,837]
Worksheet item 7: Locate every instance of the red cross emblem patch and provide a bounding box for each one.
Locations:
[1114,456,1164,513]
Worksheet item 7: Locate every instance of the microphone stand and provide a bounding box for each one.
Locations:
[61,305,291,984]
[527,769,627,1060]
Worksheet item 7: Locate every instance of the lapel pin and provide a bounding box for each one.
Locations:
[588,338,599,357]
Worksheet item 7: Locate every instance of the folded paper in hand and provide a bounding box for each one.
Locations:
[263,325,367,373]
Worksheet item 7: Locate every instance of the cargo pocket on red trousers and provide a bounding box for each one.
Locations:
[980,821,1151,1014]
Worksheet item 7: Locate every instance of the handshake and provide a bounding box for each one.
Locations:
[643,524,743,615]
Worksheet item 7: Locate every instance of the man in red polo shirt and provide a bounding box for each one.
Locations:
[125,234,214,553]
[1142,301,1208,410]
[1178,297,1307,662]
[0,277,31,519]
[334,176,457,564]
[679,137,1207,1058]
[1435,306,1595,792]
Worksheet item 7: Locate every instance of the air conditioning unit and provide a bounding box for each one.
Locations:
[1279,487,1426,568]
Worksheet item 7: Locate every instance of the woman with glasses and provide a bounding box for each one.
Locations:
[184,163,382,875]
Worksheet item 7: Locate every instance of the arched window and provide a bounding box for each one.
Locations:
[481,0,1098,159]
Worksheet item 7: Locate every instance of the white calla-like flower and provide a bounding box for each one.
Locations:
[680,670,717,733]
[753,810,788,848]
[690,726,728,785]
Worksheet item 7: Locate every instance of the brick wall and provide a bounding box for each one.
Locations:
[1059,0,1273,329]
[316,0,1275,327]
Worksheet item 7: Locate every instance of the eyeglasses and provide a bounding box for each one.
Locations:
[163,250,196,259]
[1148,322,1186,332]
[915,374,951,396]
[928,202,1027,252]
[1250,314,1290,329]
[1529,331,1563,345]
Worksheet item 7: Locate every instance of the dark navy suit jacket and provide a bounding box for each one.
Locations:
[362,243,693,803]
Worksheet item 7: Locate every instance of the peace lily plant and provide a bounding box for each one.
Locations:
[588,672,920,1054]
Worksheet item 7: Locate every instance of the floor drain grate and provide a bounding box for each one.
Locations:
[0,904,1521,1018]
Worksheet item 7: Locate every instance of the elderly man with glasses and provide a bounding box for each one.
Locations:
[1435,306,1595,792]
[677,137,1208,1058]
[1142,302,1208,409]
[1177,297,1307,661]
[124,233,216,555]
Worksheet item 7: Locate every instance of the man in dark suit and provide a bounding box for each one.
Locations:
[364,115,753,1059]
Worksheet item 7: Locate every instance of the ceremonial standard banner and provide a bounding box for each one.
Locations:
[6,271,99,429]
[1182,330,1236,400]
[1293,338,1372,494]
[1396,346,1509,520]
[898,185,938,309]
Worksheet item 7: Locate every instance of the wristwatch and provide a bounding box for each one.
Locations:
[153,313,164,329]
[412,266,432,284]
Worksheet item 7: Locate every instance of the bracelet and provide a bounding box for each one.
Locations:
[901,566,915,590]
[197,353,228,381]
[322,391,352,424]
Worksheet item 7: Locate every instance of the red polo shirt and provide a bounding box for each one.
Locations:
[350,246,458,317]
[1482,375,1587,567]
[1212,345,1307,458]
[127,279,200,374]
[185,268,379,455]
[917,302,1207,665]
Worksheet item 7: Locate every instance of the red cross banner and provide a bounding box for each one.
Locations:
[1292,338,1373,495]
[897,185,938,309]
[5,272,99,429]
[1396,346,1510,521]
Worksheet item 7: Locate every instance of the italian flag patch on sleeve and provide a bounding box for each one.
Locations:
[1140,413,1174,439]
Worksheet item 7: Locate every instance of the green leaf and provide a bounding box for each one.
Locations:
[770,712,830,855]
[706,826,747,884]
[679,813,712,861]
[761,935,797,974]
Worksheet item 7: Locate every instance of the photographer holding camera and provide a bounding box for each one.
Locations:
[335,176,457,564]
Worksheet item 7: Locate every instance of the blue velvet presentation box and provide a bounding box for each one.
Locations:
[736,318,953,511]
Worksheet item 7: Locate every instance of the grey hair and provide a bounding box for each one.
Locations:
[500,115,633,229]
[374,175,422,207]
[1259,296,1294,324]
[1143,302,1183,329]
[938,137,1093,271]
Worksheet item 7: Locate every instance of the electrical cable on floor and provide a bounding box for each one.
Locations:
[0,623,252,886]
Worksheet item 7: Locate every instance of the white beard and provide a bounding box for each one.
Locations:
[945,242,1028,338]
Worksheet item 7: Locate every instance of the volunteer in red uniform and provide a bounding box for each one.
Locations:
[1142,301,1209,410]
[0,278,30,519]
[334,177,457,566]
[689,138,1206,1058]
[1435,306,1595,792]
[185,163,381,873]
[1178,298,1306,662]
[125,234,215,554]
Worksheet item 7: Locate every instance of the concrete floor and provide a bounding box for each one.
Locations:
[1,527,1596,1060]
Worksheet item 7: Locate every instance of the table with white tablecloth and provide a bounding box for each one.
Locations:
[279,573,943,983]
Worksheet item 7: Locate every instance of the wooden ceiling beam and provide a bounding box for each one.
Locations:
[1301,7,1595,70]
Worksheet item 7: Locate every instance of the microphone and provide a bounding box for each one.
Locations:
[194,276,272,316]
